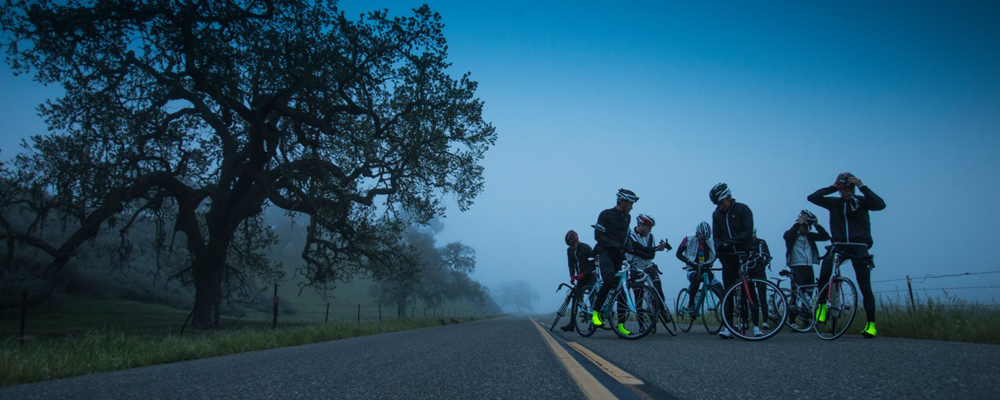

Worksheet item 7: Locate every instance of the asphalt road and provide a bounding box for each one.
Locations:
[2,315,999,399]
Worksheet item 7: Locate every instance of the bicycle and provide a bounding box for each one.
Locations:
[576,259,676,339]
[549,282,577,332]
[769,268,817,333]
[720,250,788,341]
[813,243,866,340]
[675,265,724,334]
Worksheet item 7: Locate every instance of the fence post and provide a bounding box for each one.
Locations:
[357,304,361,324]
[325,303,330,323]
[906,275,915,313]
[272,283,279,330]
[379,305,382,323]
[411,307,415,317]
[423,307,426,317]
[20,290,27,346]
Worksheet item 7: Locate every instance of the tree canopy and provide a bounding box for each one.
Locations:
[0,0,495,327]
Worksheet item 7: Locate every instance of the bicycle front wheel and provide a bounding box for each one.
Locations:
[611,284,657,340]
[675,288,695,333]
[814,277,858,340]
[575,285,597,337]
[702,285,723,335]
[722,279,787,341]
[550,292,572,332]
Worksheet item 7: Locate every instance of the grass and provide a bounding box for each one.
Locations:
[1,315,492,387]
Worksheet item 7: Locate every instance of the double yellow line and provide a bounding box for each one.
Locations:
[529,317,647,400]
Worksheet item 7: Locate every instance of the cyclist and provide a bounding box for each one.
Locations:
[561,230,596,331]
[808,172,886,338]
[710,183,764,338]
[677,222,719,314]
[591,188,639,335]
[625,214,672,321]
[782,209,830,328]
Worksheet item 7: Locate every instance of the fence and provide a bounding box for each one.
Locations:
[2,286,493,345]
[871,270,1000,310]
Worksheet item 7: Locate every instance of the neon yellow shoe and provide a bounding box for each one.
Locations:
[592,311,604,326]
[815,303,827,323]
[617,323,631,336]
[862,322,877,338]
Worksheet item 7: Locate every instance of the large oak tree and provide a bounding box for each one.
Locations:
[0,0,495,327]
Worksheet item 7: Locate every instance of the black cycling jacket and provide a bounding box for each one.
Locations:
[593,207,630,253]
[567,242,596,276]
[712,201,754,252]
[807,185,886,247]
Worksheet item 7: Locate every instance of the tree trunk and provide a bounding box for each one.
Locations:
[192,250,226,328]
[396,293,407,318]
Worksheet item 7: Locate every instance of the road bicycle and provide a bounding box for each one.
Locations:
[549,282,578,332]
[675,265,724,334]
[813,243,865,340]
[769,268,817,333]
[575,259,677,339]
[720,250,787,341]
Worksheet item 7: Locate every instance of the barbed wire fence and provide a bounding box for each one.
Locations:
[871,270,1000,310]
[3,283,496,345]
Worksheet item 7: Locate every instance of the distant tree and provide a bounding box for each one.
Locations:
[0,1,495,327]
[371,222,497,316]
[495,280,539,314]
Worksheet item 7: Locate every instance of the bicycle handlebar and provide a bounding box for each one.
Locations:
[556,283,573,292]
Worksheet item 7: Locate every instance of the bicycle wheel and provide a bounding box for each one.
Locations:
[701,285,723,335]
[767,289,786,328]
[575,285,597,337]
[814,277,858,340]
[657,292,678,336]
[550,292,572,332]
[722,279,787,341]
[610,284,657,340]
[675,288,695,333]
[785,288,815,333]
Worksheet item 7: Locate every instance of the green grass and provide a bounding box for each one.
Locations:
[1,315,492,387]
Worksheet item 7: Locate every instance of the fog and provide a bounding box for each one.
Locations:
[3,0,998,312]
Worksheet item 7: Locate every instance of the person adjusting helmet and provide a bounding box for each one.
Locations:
[784,209,830,330]
[799,209,818,225]
[809,172,886,338]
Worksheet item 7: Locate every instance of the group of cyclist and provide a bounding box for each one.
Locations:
[560,172,886,339]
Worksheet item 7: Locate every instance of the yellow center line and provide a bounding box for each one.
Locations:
[565,341,644,386]
[529,317,618,400]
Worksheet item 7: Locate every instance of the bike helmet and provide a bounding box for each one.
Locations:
[834,172,856,189]
[616,188,639,203]
[565,230,579,246]
[696,221,711,240]
[800,209,817,224]
[709,183,731,204]
[636,214,655,227]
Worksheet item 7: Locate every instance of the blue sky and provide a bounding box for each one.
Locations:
[2,1,999,310]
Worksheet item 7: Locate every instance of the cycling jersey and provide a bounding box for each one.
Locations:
[676,235,716,271]
[625,228,657,270]
[711,201,754,252]
[807,186,886,247]
[593,207,630,253]
[567,242,596,277]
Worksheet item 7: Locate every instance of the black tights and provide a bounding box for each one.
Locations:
[816,245,875,323]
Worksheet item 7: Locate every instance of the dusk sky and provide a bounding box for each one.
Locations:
[2,0,999,311]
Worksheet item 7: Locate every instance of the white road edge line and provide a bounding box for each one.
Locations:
[530,317,618,400]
